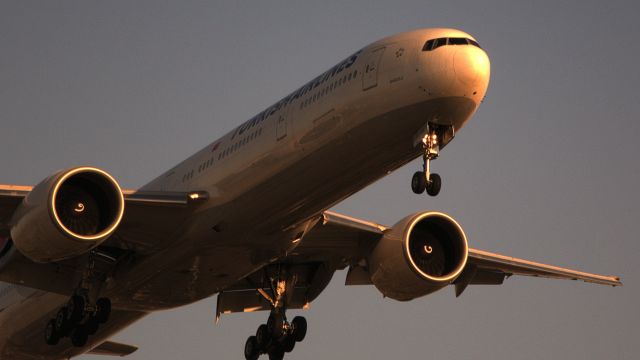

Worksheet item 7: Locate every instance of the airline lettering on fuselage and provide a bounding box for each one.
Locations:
[230,50,362,140]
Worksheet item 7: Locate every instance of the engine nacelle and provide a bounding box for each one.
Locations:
[9,167,125,263]
[368,212,468,301]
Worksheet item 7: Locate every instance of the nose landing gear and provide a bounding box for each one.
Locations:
[244,268,308,360]
[411,129,442,196]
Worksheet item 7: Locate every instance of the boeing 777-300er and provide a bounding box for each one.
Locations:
[0,28,621,360]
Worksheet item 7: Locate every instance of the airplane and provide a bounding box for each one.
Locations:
[0,28,621,360]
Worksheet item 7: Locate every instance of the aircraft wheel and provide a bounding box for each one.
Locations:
[67,295,85,324]
[45,319,60,346]
[268,347,285,360]
[291,316,307,342]
[86,315,100,335]
[267,313,285,339]
[244,336,259,360]
[55,307,70,336]
[71,325,89,348]
[282,336,296,353]
[256,324,270,351]
[411,171,426,194]
[96,298,111,324]
[426,173,441,196]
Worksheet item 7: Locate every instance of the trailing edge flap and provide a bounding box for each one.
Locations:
[88,341,138,357]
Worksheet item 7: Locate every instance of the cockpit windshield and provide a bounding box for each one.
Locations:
[422,37,481,51]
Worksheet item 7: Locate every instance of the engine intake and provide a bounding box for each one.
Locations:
[10,167,124,263]
[368,212,468,301]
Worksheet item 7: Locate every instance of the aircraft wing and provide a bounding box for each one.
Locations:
[216,210,620,317]
[290,210,622,290]
[0,184,207,295]
[316,211,622,286]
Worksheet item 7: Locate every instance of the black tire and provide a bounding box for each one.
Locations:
[55,307,70,336]
[244,336,259,360]
[282,336,296,353]
[268,347,285,360]
[426,173,442,196]
[267,313,285,339]
[86,315,100,335]
[96,298,111,324]
[71,325,89,348]
[45,319,60,346]
[291,316,307,342]
[67,295,85,324]
[411,171,426,194]
[256,324,270,351]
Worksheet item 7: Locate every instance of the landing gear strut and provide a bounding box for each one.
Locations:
[244,268,307,360]
[411,127,442,196]
[45,251,113,347]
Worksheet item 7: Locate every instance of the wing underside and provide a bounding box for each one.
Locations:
[215,210,620,316]
[294,210,622,288]
[0,184,207,296]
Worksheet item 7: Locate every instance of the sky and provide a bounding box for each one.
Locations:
[1,1,638,359]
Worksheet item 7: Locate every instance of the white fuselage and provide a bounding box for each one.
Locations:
[0,28,489,359]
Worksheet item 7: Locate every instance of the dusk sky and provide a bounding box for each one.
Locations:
[1,1,638,359]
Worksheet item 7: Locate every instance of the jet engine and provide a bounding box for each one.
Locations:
[9,167,125,263]
[368,211,468,301]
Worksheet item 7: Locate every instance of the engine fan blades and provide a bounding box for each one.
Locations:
[55,185,101,236]
[410,235,446,277]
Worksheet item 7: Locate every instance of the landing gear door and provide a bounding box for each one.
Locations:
[362,47,385,91]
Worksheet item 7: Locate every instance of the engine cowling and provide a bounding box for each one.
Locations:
[9,167,125,263]
[368,211,468,301]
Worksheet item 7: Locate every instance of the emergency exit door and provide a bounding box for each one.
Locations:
[362,47,385,91]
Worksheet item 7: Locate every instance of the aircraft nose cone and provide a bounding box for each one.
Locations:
[453,48,490,87]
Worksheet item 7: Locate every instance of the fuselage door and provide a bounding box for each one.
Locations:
[276,108,288,141]
[362,47,385,91]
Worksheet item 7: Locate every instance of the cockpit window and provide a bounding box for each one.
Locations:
[448,37,468,45]
[433,38,447,50]
[468,39,481,48]
[423,39,435,51]
[422,37,482,51]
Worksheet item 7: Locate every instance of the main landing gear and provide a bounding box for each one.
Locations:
[244,269,307,360]
[44,252,112,348]
[411,128,442,197]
